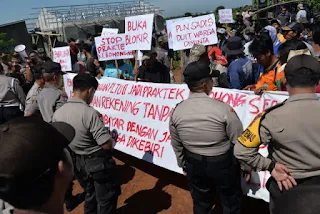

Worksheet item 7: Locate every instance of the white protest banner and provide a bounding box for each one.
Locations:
[52,46,72,72]
[171,14,218,51]
[64,74,294,203]
[166,17,192,49]
[125,14,154,51]
[101,28,119,37]
[218,9,234,23]
[95,34,134,61]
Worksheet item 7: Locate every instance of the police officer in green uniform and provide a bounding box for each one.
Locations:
[235,55,320,213]
[0,64,26,124]
[27,61,67,122]
[53,74,120,214]
[170,61,243,214]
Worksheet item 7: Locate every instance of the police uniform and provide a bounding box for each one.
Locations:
[53,96,120,213]
[24,82,41,116]
[29,61,67,123]
[170,61,243,214]
[0,75,26,124]
[234,55,320,213]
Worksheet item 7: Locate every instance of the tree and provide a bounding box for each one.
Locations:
[0,33,16,54]
[309,0,320,11]
[184,12,193,17]
[215,6,225,14]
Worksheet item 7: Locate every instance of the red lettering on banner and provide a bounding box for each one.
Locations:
[249,97,260,114]
[92,97,140,115]
[126,33,149,45]
[101,114,125,131]
[97,83,128,95]
[127,121,159,141]
[159,131,171,143]
[190,18,214,30]
[67,78,73,87]
[210,91,246,107]
[127,20,147,31]
[183,38,210,47]
[143,102,173,122]
[128,85,185,100]
[117,133,126,144]
[176,24,190,32]
[126,136,164,158]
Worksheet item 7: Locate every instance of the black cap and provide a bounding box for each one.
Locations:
[41,61,62,74]
[73,73,99,90]
[282,22,304,33]
[184,61,216,82]
[285,54,320,77]
[0,117,75,207]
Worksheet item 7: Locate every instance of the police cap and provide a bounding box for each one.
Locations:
[41,61,62,74]
[73,73,99,90]
[0,117,75,209]
[285,54,320,78]
[184,61,217,82]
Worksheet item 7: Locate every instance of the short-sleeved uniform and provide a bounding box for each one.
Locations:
[169,92,243,214]
[234,93,320,212]
[52,97,120,214]
[31,84,67,123]
[0,76,26,124]
[24,82,41,116]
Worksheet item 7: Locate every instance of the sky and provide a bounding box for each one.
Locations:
[0,0,251,25]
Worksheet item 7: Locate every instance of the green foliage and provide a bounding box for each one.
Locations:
[308,0,320,10]
[215,6,225,14]
[0,33,16,54]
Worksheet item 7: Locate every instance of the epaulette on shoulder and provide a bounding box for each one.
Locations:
[264,100,286,114]
[172,100,184,114]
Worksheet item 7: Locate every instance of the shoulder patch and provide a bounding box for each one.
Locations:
[238,102,284,148]
[238,112,266,148]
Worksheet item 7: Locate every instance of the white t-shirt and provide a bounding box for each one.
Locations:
[296,10,307,21]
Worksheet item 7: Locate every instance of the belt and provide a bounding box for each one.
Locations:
[75,149,112,159]
[0,103,20,107]
[184,149,231,162]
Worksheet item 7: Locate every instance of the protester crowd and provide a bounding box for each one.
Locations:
[1,3,320,214]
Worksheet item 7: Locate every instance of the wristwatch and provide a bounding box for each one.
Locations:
[268,161,276,172]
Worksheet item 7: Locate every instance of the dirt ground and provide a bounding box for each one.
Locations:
[67,151,270,214]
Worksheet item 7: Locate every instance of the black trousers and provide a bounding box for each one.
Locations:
[267,175,320,214]
[75,150,121,214]
[184,149,242,214]
[0,106,23,125]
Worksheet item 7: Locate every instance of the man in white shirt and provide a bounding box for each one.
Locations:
[296,4,307,22]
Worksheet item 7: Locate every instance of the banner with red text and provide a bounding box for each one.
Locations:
[218,9,234,24]
[171,14,218,51]
[52,46,72,72]
[95,34,134,61]
[64,74,291,203]
[166,17,192,50]
[125,14,154,51]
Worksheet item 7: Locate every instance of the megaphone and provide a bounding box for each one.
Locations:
[14,44,28,59]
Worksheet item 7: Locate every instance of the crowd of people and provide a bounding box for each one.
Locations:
[1,3,320,214]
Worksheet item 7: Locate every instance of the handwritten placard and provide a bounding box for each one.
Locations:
[101,28,119,37]
[218,9,234,23]
[166,17,192,49]
[125,14,154,51]
[171,14,218,51]
[52,46,72,71]
[95,34,134,61]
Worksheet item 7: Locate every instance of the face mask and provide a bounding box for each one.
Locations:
[77,52,87,63]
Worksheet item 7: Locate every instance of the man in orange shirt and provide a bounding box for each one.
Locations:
[245,35,284,94]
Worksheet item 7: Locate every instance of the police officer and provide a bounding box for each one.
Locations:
[0,63,26,124]
[170,61,243,214]
[27,61,67,122]
[52,73,120,214]
[234,55,320,213]
[24,63,45,116]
